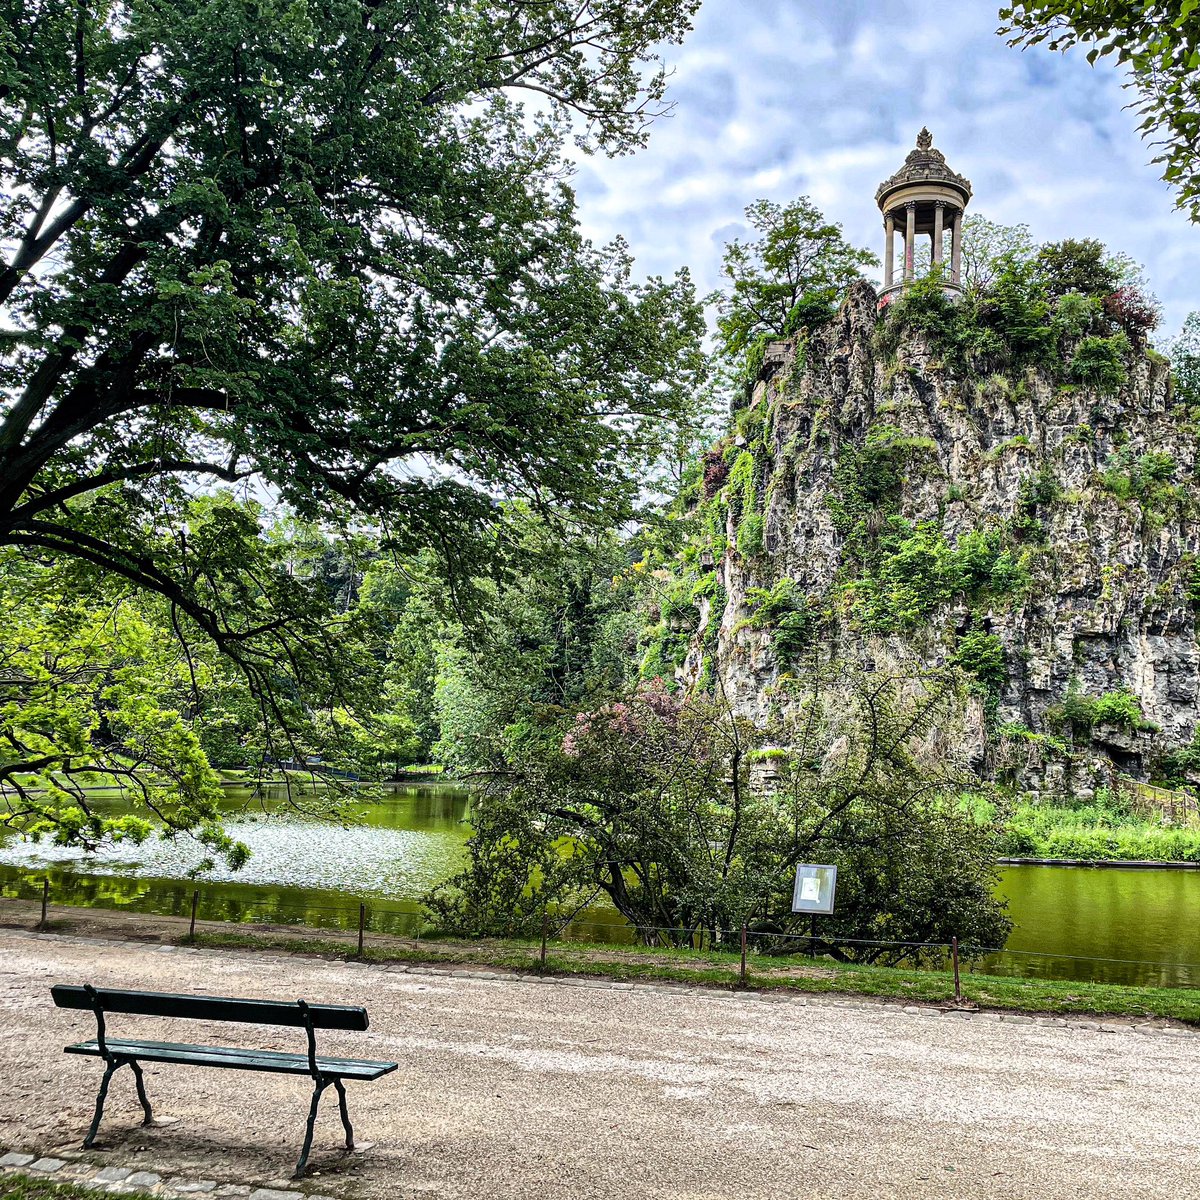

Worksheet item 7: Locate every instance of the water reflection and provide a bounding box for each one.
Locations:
[984,864,1200,989]
[5,786,1200,987]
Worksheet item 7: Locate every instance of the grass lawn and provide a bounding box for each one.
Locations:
[194,927,1200,1023]
[0,1176,155,1200]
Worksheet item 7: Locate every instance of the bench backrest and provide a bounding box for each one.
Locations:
[51,985,369,1031]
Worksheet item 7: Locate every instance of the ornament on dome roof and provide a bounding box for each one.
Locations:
[916,127,933,150]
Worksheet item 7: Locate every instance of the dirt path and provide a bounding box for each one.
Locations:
[0,928,1195,1200]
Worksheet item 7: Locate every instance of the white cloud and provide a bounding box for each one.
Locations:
[570,0,1200,335]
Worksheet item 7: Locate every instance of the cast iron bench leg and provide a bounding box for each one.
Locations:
[334,1079,354,1149]
[294,1079,330,1179]
[84,1061,121,1149]
[129,1060,153,1125]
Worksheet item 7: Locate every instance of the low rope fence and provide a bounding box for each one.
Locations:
[3,874,1199,996]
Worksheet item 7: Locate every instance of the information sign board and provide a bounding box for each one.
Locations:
[791,864,837,914]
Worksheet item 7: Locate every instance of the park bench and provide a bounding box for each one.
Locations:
[51,984,398,1178]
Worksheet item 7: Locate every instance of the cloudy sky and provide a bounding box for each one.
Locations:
[571,0,1200,338]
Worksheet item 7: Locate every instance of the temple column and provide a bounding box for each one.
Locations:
[884,213,895,289]
[933,201,945,269]
[904,201,916,281]
[950,207,963,285]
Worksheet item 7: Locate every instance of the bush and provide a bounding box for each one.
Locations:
[736,513,765,558]
[974,254,1055,366]
[1103,285,1160,335]
[1167,311,1200,409]
[1070,333,1130,393]
[1098,449,1177,503]
[1035,238,1121,299]
[952,629,1007,696]
[1052,291,1103,338]
[783,289,837,334]
[745,578,817,662]
[1046,686,1152,741]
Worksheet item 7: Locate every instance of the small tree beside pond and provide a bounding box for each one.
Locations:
[424,666,1011,962]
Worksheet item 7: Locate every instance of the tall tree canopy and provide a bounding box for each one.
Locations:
[0,0,706,840]
[1000,2,1200,220]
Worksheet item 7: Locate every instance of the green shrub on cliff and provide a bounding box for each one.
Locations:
[952,630,1008,697]
[1070,332,1131,392]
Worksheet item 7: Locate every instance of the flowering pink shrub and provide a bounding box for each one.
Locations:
[561,679,683,758]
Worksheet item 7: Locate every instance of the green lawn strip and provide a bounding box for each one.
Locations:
[0,1174,157,1200]
[190,929,1200,1024]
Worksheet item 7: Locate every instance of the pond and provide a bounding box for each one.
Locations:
[2,783,1198,988]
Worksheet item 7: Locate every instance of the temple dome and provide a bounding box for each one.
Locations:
[875,127,972,209]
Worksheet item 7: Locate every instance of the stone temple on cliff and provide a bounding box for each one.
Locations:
[876,128,972,302]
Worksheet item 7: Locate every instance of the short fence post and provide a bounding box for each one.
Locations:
[189,890,199,942]
[952,935,961,1003]
[739,923,748,989]
[39,879,49,931]
[539,909,549,974]
[357,902,366,957]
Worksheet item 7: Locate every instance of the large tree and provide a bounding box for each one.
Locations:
[1000,1,1200,220]
[0,0,706,838]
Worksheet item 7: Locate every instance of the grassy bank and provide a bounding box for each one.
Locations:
[2,894,1197,1022]
[0,1176,155,1200]
[191,927,1200,1024]
[984,792,1200,863]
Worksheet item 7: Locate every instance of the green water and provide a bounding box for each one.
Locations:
[3,785,1199,987]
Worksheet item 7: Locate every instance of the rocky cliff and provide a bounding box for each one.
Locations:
[676,281,1200,799]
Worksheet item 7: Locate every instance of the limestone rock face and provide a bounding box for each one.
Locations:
[695,281,1200,795]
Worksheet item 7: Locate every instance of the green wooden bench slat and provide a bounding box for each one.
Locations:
[52,985,368,1030]
[65,1038,397,1080]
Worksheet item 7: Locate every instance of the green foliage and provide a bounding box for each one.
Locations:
[1045,685,1156,743]
[434,515,642,774]
[1001,3,1200,222]
[952,630,1008,697]
[783,291,839,334]
[1070,333,1131,392]
[1000,792,1200,864]
[1166,311,1200,409]
[711,196,877,361]
[1035,238,1122,299]
[827,423,937,544]
[0,549,249,868]
[426,668,1011,960]
[1051,291,1104,339]
[0,0,709,825]
[877,255,1057,373]
[1097,448,1178,505]
[736,513,766,559]
[874,272,959,359]
[1157,733,1200,786]
[1018,464,1063,512]
[879,234,1149,385]
[844,520,1029,633]
[957,215,1036,292]
[744,578,817,662]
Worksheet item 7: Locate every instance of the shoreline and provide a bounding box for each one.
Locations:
[2,894,1198,1024]
[999,856,1200,869]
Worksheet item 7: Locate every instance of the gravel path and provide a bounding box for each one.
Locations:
[0,929,1196,1199]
